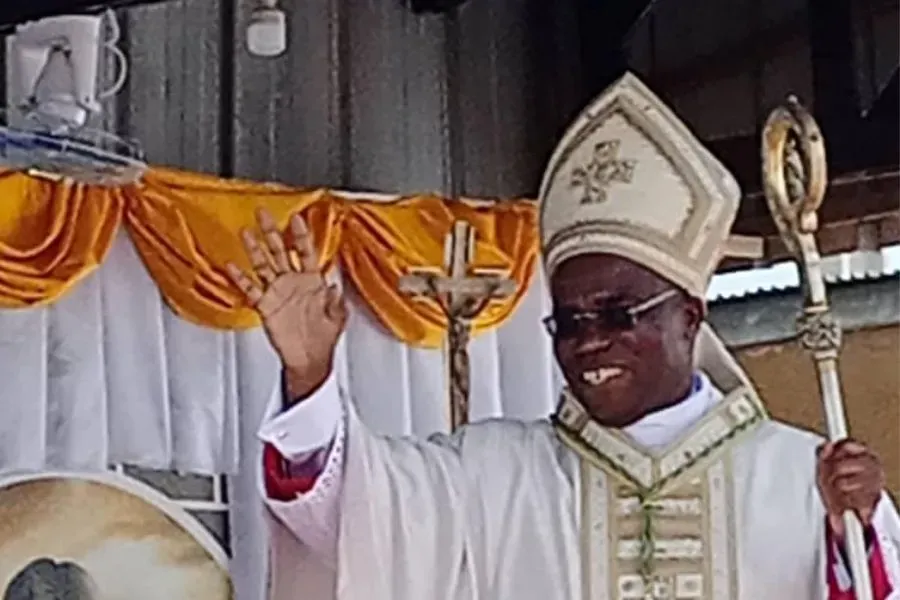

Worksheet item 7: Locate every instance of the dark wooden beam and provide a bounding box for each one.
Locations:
[867,68,898,123]
[719,170,900,273]
[707,0,897,240]
[0,0,167,31]
[577,0,661,96]
[652,9,807,96]
[733,165,900,238]
[407,0,469,14]
[808,0,862,155]
[862,68,900,169]
[719,211,900,272]
[708,130,899,238]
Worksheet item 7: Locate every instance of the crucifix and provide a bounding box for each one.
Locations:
[399,220,515,432]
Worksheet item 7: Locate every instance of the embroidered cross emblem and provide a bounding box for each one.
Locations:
[570,139,637,204]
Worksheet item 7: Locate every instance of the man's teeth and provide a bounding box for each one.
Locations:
[581,367,624,386]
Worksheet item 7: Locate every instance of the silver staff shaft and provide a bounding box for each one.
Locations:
[761,96,873,600]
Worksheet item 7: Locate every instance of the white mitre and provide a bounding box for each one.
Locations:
[538,71,742,299]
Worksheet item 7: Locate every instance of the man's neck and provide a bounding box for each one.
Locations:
[622,372,720,451]
[643,372,699,417]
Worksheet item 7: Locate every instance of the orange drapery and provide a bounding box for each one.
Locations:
[0,172,124,306]
[0,167,539,347]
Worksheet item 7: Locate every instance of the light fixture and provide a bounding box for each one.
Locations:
[246,0,286,58]
[10,9,128,130]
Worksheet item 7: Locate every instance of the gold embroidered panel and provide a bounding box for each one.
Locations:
[554,386,767,600]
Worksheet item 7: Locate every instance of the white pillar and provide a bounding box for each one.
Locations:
[848,222,884,275]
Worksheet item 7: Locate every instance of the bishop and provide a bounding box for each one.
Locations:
[227,72,900,600]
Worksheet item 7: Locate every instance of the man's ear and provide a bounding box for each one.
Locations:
[683,296,704,340]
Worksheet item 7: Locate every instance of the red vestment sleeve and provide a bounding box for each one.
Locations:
[826,520,893,600]
[262,443,318,500]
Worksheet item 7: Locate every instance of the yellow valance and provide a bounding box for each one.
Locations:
[0,167,539,347]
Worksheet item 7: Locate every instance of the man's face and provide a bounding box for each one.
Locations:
[549,253,702,428]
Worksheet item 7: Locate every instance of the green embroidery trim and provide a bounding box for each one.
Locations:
[553,391,768,586]
[637,496,661,582]
[553,408,763,498]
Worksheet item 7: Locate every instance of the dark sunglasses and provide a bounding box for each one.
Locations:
[543,289,679,338]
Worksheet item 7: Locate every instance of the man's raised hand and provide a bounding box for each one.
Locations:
[226,209,347,403]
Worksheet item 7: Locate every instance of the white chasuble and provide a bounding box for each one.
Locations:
[556,386,767,600]
[264,327,900,600]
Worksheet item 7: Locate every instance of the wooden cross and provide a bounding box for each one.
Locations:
[399,220,515,432]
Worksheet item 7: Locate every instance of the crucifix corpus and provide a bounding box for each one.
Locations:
[399,220,516,432]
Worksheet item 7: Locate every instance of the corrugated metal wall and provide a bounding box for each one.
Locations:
[739,324,900,496]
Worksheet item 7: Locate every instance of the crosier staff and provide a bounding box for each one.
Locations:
[761,96,874,600]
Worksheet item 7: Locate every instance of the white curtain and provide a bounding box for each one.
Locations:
[0,228,563,600]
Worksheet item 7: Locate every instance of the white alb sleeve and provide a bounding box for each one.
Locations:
[257,372,347,566]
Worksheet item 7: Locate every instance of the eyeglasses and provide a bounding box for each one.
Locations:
[543,288,680,338]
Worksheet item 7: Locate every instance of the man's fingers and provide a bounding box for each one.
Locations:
[258,265,277,285]
[818,440,873,475]
[257,209,291,274]
[324,284,347,324]
[819,439,884,524]
[836,453,877,473]
[834,479,866,494]
[831,468,869,491]
[290,213,319,272]
[226,263,264,306]
[842,485,880,513]
[242,229,277,284]
[823,451,878,484]
[828,453,883,493]
[833,439,868,456]
[832,465,868,483]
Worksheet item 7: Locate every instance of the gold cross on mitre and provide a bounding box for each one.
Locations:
[399,220,515,431]
[570,139,637,204]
